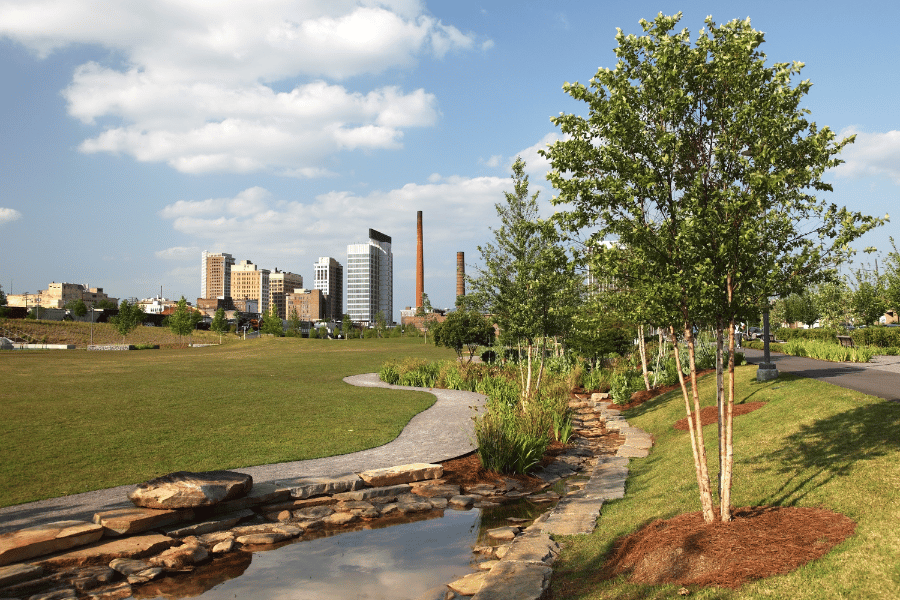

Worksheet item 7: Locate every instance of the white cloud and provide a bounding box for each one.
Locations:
[834,128,900,185]
[0,208,23,225]
[154,246,200,260]
[0,0,480,175]
[513,132,563,177]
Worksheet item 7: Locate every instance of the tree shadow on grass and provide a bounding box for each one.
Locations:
[761,401,900,507]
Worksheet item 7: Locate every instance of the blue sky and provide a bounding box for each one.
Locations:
[1,0,898,314]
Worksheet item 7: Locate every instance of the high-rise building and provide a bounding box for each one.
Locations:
[201,251,235,300]
[347,229,393,326]
[269,269,303,319]
[314,257,343,320]
[230,260,270,315]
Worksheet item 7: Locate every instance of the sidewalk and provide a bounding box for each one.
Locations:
[0,374,485,534]
[742,347,900,402]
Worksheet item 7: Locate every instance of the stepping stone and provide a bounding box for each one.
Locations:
[357,463,442,487]
[94,507,194,537]
[0,521,105,566]
[129,471,252,509]
[486,527,519,542]
[447,571,488,596]
[471,560,552,600]
[37,534,174,569]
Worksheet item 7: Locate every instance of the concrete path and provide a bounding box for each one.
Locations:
[742,348,900,402]
[0,374,485,534]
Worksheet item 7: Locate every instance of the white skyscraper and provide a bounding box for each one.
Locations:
[346,229,393,325]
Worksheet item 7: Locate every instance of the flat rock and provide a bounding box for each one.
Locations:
[447,571,488,595]
[209,483,291,513]
[94,507,193,536]
[323,512,359,526]
[501,532,559,564]
[129,471,253,509]
[0,521,105,566]
[411,483,461,499]
[448,495,474,509]
[82,580,132,599]
[161,509,254,537]
[148,543,209,569]
[0,562,44,586]
[70,565,117,591]
[333,483,411,502]
[276,473,363,499]
[36,534,174,569]
[486,527,519,542]
[27,589,77,599]
[471,561,552,600]
[358,463,443,487]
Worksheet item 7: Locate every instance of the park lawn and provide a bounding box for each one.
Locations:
[0,336,456,507]
[551,364,900,600]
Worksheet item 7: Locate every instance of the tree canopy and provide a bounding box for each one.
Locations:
[168,297,200,343]
[110,300,144,343]
[432,310,495,362]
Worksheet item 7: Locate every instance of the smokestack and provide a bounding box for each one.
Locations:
[416,211,424,308]
[457,252,465,298]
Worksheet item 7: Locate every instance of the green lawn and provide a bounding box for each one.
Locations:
[0,336,455,507]
[551,365,900,599]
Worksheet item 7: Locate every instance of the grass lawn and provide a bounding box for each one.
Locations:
[551,365,900,599]
[0,335,455,507]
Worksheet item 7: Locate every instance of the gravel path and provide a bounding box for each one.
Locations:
[0,374,486,534]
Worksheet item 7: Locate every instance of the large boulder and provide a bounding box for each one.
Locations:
[129,471,253,509]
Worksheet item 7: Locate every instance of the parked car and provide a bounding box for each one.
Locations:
[747,327,763,340]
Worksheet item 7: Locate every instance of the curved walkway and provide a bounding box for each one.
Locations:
[0,374,486,534]
[742,348,900,402]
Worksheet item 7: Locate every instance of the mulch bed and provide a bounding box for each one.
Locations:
[673,402,767,430]
[598,506,856,588]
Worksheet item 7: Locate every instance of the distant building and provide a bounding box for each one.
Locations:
[314,257,343,320]
[230,260,270,315]
[347,229,393,326]
[7,282,116,309]
[286,288,325,322]
[268,269,303,319]
[139,296,179,314]
[201,251,235,300]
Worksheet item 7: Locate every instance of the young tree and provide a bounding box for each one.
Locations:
[468,157,578,404]
[65,298,88,318]
[210,307,227,343]
[260,304,284,336]
[341,313,354,339]
[111,300,144,343]
[95,298,117,310]
[0,284,8,318]
[168,297,198,345]
[432,310,495,363]
[416,293,435,344]
[287,307,301,337]
[543,13,883,522]
[849,266,886,326]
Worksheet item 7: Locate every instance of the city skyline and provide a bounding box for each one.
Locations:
[2,1,898,316]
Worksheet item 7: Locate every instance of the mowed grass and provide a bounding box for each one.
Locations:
[552,365,900,600]
[0,336,456,507]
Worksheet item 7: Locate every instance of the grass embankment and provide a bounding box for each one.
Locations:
[0,336,455,507]
[0,318,228,348]
[552,365,900,599]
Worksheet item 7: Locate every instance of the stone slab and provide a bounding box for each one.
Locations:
[276,474,363,499]
[128,471,252,509]
[357,463,442,487]
[0,562,44,587]
[207,483,291,513]
[93,507,193,536]
[471,560,552,600]
[160,509,254,537]
[35,534,174,569]
[332,483,411,502]
[0,521,105,567]
[500,532,559,564]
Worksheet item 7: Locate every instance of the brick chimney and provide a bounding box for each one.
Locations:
[416,211,424,308]
[456,252,465,298]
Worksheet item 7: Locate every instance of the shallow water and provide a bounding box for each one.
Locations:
[137,508,485,600]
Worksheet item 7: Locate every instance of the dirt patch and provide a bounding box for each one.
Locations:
[596,506,856,589]
[673,402,767,431]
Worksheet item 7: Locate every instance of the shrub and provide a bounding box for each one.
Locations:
[850,326,900,348]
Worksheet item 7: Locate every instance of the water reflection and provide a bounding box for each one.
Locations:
[137,508,483,600]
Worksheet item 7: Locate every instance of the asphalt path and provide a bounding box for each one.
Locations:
[0,374,486,534]
[742,347,900,402]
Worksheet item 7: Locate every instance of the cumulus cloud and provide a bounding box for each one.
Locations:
[154,246,201,260]
[834,128,900,185]
[513,132,563,177]
[0,0,480,175]
[0,207,23,225]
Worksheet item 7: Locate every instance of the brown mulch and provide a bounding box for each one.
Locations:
[597,506,856,589]
[673,402,767,431]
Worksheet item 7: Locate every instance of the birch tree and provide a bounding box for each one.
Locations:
[543,13,883,522]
